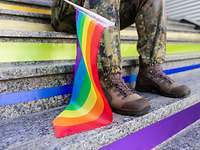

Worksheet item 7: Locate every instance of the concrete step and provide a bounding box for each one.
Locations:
[1,0,200,34]
[0,53,200,120]
[1,28,200,43]
[0,68,200,150]
[0,1,199,34]
[156,119,200,150]
[0,14,199,40]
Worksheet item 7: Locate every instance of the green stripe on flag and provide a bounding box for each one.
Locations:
[0,42,199,62]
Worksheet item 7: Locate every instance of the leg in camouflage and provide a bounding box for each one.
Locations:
[135,0,166,64]
[51,0,83,33]
[120,0,191,98]
[84,0,122,73]
[119,0,166,64]
[84,0,150,116]
[119,0,190,98]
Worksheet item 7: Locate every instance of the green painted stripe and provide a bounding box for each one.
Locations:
[121,43,200,57]
[0,42,200,62]
[0,42,76,62]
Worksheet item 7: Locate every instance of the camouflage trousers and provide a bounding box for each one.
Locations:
[51,0,166,73]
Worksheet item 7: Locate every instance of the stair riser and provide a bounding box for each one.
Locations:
[0,95,68,121]
[0,10,50,19]
[0,74,72,120]
[1,58,199,93]
[0,74,71,94]
[0,14,50,24]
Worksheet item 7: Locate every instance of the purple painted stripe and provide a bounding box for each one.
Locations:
[101,102,200,150]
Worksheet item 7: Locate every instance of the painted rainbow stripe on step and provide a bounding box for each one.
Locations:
[52,10,112,138]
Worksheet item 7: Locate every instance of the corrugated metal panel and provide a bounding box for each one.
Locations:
[166,0,200,24]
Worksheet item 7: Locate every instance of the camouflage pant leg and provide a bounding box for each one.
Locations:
[119,0,166,64]
[84,0,122,74]
[85,0,166,74]
[51,0,83,33]
[51,0,166,67]
[135,0,167,64]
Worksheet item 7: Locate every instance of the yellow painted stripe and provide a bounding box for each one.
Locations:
[0,2,51,15]
[58,86,97,118]
[0,20,53,32]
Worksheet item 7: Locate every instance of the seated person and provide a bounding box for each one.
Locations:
[51,0,191,116]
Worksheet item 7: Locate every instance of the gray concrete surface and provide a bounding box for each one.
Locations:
[0,68,200,150]
[156,119,200,150]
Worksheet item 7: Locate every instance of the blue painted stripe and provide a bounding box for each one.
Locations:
[123,63,200,83]
[0,64,200,106]
[164,64,200,75]
[123,73,137,83]
[0,85,72,106]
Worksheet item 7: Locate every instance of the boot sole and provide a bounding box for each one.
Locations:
[111,105,151,117]
[135,85,191,99]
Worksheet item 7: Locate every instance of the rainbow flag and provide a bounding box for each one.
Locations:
[53,1,114,138]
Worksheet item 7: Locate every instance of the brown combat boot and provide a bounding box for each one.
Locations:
[101,70,150,116]
[135,57,191,98]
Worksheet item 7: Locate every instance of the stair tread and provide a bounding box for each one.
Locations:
[0,29,200,43]
[156,119,200,150]
[0,69,200,149]
[0,18,199,33]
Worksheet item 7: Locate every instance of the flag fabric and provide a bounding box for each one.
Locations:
[53,5,113,138]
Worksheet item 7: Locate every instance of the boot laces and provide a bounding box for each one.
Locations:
[150,65,174,84]
[109,72,133,98]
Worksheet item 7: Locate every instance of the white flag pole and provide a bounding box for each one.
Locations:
[64,0,114,27]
